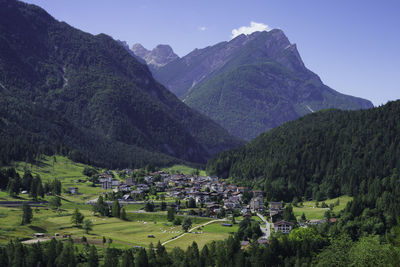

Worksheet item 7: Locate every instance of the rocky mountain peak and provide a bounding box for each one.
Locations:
[131,43,179,68]
[131,43,150,58]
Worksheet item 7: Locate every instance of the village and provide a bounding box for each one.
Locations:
[82,168,333,238]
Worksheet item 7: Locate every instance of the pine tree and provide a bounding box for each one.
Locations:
[71,208,84,226]
[46,238,57,267]
[182,217,192,232]
[111,200,120,218]
[167,207,175,222]
[37,181,44,199]
[87,245,99,267]
[30,177,38,200]
[120,207,127,220]
[12,241,25,267]
[103,248,119,267]
[22,171,33,191]
[83,219,93,234]
[120,249,134,267]
[21,203,33,225]
[55,241,76,267]
[136,248,148,267]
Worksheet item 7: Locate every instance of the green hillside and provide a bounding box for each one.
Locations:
[0,0,242,169]
[207,100,400,235]
[207,100,400,199]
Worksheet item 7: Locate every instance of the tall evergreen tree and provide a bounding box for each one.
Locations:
[120,249,134,267]
[120,207,127,221]
[21,203,33,225]
[71,208,84,227]
[135,248,148,267]
[87,245,99,267]
[111,200,121,218]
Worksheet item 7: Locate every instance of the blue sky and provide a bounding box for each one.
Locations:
[24,0,400,106]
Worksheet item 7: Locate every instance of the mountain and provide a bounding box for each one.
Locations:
[151,30,373,140]
[206,100,400,202]
[0,0,242,168]
[131,43,179,70]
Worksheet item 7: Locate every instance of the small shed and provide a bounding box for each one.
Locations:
[34,233,45,238]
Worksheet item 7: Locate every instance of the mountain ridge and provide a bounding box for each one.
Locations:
[143,30,373,140]
[0,0,243,168]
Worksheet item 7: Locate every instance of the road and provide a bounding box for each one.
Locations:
[161,219,227,246]
[257,213,271,239]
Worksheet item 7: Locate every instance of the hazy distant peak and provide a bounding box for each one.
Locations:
[131,43,179,68]
[131,43,150,58]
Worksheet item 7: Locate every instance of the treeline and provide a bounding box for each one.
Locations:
[0,168,61,198]
[207,100,400,202]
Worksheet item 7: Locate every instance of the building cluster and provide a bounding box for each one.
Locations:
[96,170,267,217]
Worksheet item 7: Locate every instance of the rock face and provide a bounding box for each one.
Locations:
[151,30,374,140]
[131,44,179,69]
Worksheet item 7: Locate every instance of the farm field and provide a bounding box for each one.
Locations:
[163,221,239,250]
[0,205,229,250]
[0,156,247,250]
[292,195,353,220]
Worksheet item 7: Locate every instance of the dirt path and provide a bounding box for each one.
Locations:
[22,238,51,244]
[161,219,227,246]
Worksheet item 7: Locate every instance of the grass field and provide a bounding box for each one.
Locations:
[163,222,238,249]
[293,195,352,220]
[0,156,243,250]
[162,165,206,176]
[0,205,221,249]
[7,156,108,203]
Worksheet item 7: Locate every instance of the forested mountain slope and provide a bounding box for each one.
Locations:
[207,100,400,203]
[0,0,242,168]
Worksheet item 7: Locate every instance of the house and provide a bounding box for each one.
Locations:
[270,202,283,210]
[118,184,131,192]
[121,194,134,201]
[240,241,250,249]
[137,184,150,192]
[101,180,112,190]
[111,179,119,186]
[274,220,293,234]
[131,189,144,196]
[237,187,248,194]
[269,201,283,217]
[68,187,78,194]
[126,177,136,186]
[144,176,154,184]
[250,196,265,212]
[155,182,167,192]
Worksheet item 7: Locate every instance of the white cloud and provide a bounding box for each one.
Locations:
[231,21,272,39]
[198,26,207,31]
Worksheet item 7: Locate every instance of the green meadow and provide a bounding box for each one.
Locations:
[292,195,352,220]
[0,156,235,250]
